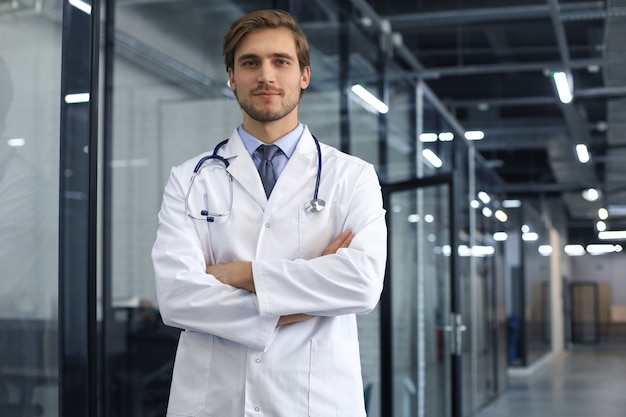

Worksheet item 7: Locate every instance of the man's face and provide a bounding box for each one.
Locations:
[228,27,310,123]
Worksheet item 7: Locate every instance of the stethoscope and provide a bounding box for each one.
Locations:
[185,135,325,222]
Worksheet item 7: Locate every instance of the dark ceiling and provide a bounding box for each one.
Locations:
[108,0,626,246]
[345,0,626,246]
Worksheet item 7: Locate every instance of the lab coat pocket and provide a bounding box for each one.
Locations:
[298,203,349,259]
[308,339,366,417]
[167,331,213,416]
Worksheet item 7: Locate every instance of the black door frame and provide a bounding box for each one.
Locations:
[58,0,101,415]
[380,172,463,417]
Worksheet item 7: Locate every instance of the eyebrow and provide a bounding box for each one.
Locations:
[236,52,295,63]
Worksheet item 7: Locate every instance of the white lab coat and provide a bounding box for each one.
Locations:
[152,126,387,417]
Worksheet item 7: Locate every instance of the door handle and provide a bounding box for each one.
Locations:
[438,315,466,355]
[453,314,467,356]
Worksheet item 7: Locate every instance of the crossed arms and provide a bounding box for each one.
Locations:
[205,229,354,326]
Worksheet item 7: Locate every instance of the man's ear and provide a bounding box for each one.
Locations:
[300,66,311,90]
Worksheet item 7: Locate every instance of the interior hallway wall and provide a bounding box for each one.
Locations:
[570,255,626,306]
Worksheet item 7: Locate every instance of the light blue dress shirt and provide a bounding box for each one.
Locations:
[238,123,304,180]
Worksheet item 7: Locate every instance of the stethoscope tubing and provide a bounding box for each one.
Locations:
[187,134,324,221]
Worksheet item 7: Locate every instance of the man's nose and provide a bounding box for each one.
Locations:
[257,62,275,84]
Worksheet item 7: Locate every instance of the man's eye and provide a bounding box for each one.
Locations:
[242,61,256,67]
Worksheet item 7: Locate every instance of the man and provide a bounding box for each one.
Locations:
[152,9,386,417]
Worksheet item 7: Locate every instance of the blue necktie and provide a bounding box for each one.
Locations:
[256,144,279,198]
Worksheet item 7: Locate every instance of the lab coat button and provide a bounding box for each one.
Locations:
[254,406,260,412]
[255,357,261,363]
[264,223,270,228]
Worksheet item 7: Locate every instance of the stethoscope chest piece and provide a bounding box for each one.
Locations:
[305,198,326,213]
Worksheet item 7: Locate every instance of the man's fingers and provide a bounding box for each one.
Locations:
[322,229,354,256]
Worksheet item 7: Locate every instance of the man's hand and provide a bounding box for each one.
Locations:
[277,230,354,326]
[277,313,313,326]
[206,230,354,325]
[322,229,354,256]
[206,261,254,292]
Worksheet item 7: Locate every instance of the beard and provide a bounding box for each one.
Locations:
[234,88,300,123]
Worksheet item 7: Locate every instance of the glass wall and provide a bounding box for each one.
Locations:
[463,155,508,411]
[0,2,551,416]
[0,4,61,416]
[503,200,552,367]
[102,2,510,416]
[388,183,452,417]
[104,1,390,415]
[522,202,552,364]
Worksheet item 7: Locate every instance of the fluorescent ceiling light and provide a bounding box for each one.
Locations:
[407,214,419,223]
[424,214,434,223]
[458,244,495,257]
[64,93,90,104]
[598,230,626,240]
[350,84,388,114]
[564,244,585,256]
[422,149,443,168]
[596,221,607,232]
[538,245,553,256]
[464,130,484,140]
[575,144,590,163]
[7,138,25,147]
[110,158,149,168]
[419,133,438,142]
[552,71,573,104]
[494,209,508,222]
[482,207,493,217]
[69,0,92,14]
[521,224,530,233]
[493,232,508,241]
[586,244,620,255]
[522,232,539,241]
[438,132,454,141]
[470,199,480,209]
[503,199,522,208]
[581,188,600,202]
[598,207,608,220]
[477,191,491,204]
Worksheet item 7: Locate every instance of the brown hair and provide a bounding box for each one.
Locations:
[222,9,310,73]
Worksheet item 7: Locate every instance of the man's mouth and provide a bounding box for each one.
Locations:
[253,89,280,96]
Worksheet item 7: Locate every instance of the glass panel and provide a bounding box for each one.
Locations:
[0,5,61,416]
[390,184,451,417]
[522,202,552,364]
[109,3,245,414]
[386,81,416,182]
[350,79,380,164]
[571,283,598,343]
[107,3,382,415]
[421,100,456,175]
[471,160,508,407]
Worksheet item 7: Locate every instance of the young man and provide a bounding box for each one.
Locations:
[152,9,387,416]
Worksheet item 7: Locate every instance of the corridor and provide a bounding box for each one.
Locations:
[475,344,626,417]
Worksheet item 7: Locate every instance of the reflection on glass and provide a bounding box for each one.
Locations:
[522,203,552,365]
[0,16,60,416]
[390,185,451,417]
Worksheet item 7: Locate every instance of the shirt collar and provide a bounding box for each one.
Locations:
[238,123,304,159]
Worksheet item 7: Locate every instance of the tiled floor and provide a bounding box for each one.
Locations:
[474,345,626,417]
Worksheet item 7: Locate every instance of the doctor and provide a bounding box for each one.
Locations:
[152,9,387,417]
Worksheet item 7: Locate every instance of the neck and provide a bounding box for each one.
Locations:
[242,113,299,144]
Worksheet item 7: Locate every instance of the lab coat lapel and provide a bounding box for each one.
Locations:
[270,128,318,205]
[220,130,267,209]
